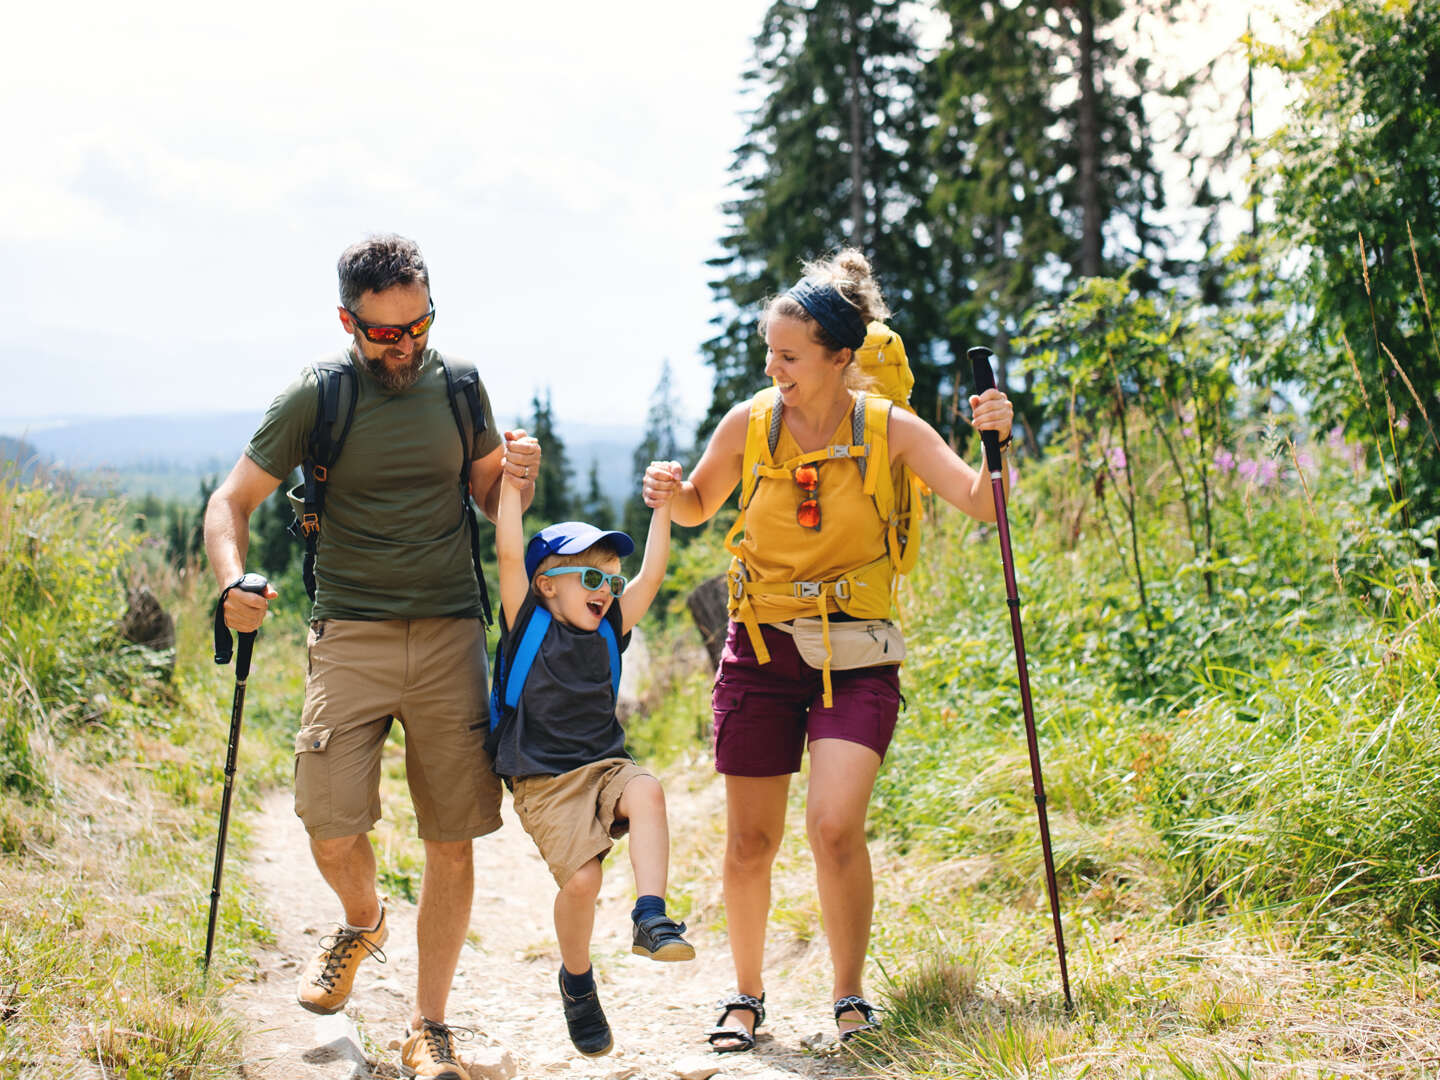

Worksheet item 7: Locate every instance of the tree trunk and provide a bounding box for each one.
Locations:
[687,576,731,668]
[1076,0,1102,277]
[847,6,867,249]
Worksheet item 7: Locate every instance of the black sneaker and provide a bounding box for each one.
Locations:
[558,968,613,1057]
[631,914,696,961]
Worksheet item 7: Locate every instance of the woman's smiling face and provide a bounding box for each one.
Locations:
[763,314,849,407]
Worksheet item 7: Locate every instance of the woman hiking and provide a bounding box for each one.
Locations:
[646,248,1014,1051]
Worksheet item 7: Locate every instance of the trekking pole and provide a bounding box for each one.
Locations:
[204,572,270,971]
[968,346,1073,1010]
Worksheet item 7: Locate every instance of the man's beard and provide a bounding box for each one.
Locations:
[360,349,425,392]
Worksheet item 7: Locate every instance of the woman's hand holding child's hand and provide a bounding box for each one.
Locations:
[642,461,683,508]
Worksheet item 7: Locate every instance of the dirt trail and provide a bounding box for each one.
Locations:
[224,632,864,1080]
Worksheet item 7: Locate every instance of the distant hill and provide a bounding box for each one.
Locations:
[0,413,649,506]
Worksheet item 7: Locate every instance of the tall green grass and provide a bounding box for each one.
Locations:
[0,469,279,1077]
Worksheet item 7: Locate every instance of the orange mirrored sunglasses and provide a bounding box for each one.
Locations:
[346,307,436,345]
[794,462,821,530]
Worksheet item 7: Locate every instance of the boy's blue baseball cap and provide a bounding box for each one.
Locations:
[525,521,636,580]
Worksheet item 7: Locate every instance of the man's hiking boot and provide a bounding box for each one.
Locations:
[558,967,613,1057]
[296,907,388,1015]
[400,1018,471,1080]
[631,914,695,961]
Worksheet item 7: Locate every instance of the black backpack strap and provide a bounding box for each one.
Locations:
[291,358,357,602]
[442,358,494,626]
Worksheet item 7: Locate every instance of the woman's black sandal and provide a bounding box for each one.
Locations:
[706,992,766,1053]
[834,995,882,1043]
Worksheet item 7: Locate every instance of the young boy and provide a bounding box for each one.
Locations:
[491,446,692,1058]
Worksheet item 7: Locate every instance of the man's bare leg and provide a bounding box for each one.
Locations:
[311,833,382,928]
[412,838,474,1028]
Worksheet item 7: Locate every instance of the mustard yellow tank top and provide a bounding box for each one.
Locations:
[734,398,888,624]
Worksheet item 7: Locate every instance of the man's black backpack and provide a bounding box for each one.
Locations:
[288,354,493,623]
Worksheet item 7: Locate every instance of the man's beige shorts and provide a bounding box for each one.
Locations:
[294,617,502,842]
[512,758,652,887]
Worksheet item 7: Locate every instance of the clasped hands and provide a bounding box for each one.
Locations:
[501,430,542,486]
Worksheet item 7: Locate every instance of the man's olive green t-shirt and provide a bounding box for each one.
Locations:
[245,349,502,621]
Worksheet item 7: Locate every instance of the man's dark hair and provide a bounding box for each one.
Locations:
[337,234,430,311]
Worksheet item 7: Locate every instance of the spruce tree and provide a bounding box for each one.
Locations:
[623,361,686,552]
[525,389,573,526]
[702,0,935,438]
[581,459,616,531]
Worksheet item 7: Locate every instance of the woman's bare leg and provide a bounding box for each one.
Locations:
[715,773,790,1046]
[806,738,882,1037]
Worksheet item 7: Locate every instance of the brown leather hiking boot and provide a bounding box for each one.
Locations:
[400,1018,471,1080]
[296,907,388,1015]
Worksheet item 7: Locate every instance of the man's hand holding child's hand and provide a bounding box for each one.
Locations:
[642,461,683,508]
[502,432,541,489]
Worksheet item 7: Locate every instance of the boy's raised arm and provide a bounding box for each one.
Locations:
[496,435,538,628]
[619,461,682,635]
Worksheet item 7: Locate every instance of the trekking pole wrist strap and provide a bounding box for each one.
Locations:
[213,573,269,666]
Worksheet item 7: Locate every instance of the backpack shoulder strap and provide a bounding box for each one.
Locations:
[726,387,781,562]
[294,356,359,602]
[598,617,622,700]
[440,356,494,625]
[738,386,781,511]
[442,357,488,452]
[862,393,895,510]
[498,608,552,718]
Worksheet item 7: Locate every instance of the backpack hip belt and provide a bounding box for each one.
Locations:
[727,553,890,707]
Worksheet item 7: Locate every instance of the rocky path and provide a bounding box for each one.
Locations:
[223,635,867,1080]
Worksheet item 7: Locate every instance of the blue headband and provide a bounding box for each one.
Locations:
[786,277,868,351]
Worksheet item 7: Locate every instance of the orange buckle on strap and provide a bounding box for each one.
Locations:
[313,465,328,481]
[300,513,320,536]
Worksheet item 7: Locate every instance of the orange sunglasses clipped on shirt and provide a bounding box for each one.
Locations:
[795,462,821,530]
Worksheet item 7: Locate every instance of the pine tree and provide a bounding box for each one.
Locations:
[623,360,687,554]
[701,0,936,438]
[925,0,1070,425]
[580,459,616,531]
[526,389,573,526]
[921,0,1182,445]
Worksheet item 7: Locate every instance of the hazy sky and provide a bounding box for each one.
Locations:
[3,0,772,431]
[3,1,1293,434]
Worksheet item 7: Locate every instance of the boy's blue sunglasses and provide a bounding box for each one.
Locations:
[542,566,627,596]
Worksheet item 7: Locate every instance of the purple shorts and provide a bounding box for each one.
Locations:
[711,621,901,777]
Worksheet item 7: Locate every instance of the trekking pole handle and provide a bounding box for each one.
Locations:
[213,573,270,668]
[967,346,1004,474]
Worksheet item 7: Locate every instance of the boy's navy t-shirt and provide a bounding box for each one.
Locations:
[493,592,631,779]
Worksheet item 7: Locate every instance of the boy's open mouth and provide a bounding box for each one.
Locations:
[586,599,606,618]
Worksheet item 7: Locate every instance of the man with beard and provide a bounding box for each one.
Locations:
[205,234,537,1080]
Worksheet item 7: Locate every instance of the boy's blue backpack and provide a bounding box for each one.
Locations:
[485,607,622,764]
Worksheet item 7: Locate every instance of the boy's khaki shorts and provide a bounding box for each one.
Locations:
[293,617,503,842]
[511,758,652,887]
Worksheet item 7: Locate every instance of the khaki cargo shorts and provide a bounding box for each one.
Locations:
[294,617,502,842]
[511,758,653,887]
